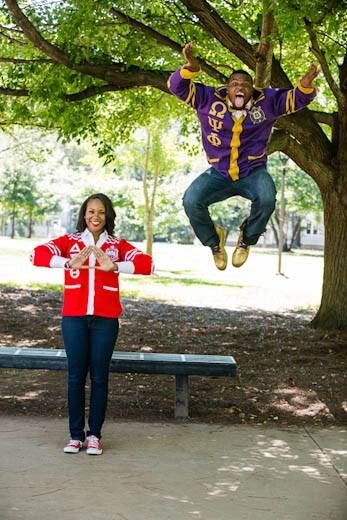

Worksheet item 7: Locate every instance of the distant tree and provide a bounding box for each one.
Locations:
[269,154,323,250]
[112,121,194,254]
[0,169,36,237]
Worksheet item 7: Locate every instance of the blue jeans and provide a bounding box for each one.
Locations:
[61,316,119,441]
[183,167,276,246]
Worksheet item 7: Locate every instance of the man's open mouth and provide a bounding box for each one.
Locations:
[234,92,245,108]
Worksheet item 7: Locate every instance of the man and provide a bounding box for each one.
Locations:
[168,43,319,270]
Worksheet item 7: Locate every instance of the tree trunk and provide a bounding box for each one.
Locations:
[27,210,33,238]
[271,212,289,250]
[270,217,279,246]
[311,189,347,329]
[142,132,152,256]
[290,214,302,249]
[142,130,161,256]
[254,1,274,89]
[145,213,154,257]
[10,204,16,239]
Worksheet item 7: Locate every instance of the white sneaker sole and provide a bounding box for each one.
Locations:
[63,441,83,453]
[86,448,103,455]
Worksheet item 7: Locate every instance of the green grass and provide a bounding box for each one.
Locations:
[250,247,324,258]
[124,274,245,289]
[121,289,142,299]
[0,239,323,311]
[291,304,319,315]
[0,282,180,303]
[0,281,62,292]
[1,272,244,295]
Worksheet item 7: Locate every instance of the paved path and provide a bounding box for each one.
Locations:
[0,417,346,520]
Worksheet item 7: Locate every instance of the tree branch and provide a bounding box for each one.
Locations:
[315,29,347,53]
[4,0,73,66]
[66,62,168,91]
[180,0,256,69]
[0,72,169,102]
[0,29,26,46]
[304,19,344,106]
[0,57,52,64]
[275,110,332,160]
[3,1,170,92]
[339,52,347,93]
[0,23,23,34]
[268,129,334,189]
[254,1,275,88]
[310,0,340,25]
[109,7,226,83]
[64,84,133,101]
[310,110,337,127]
[267,128,290,154]
[0,86,29,96]
[0,0,336,163]
[180,0,292,88]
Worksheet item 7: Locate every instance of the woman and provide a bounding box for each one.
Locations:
[31,193,153,455]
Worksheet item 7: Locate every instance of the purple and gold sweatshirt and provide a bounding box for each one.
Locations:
[167,68,316,181]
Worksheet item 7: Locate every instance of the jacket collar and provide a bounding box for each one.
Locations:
[81,228,108,247]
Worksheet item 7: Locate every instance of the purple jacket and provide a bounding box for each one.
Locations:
[168,68,316,180]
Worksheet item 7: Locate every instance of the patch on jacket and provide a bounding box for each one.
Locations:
[105,246,119,261]
[249,106,266,124]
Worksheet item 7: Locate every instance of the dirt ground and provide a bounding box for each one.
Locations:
[0,286,346,426]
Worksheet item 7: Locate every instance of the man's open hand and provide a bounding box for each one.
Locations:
[300,63,319,88]
[182,43,200,72]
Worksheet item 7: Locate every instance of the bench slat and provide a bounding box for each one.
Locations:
[0,347,237,377]
[0,347,238,419]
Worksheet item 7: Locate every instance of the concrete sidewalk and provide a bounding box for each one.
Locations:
[0,417,346,520]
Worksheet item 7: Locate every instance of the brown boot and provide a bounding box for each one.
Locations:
[232,222,250,268]
[211,225,228,271]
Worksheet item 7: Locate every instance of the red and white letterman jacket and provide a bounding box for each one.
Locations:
[31,229,153,318]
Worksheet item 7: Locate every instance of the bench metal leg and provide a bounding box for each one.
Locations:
[175,375,189,419]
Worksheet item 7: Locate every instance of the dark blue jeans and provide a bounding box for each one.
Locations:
[183,166,276,246]
[61,316,119,441]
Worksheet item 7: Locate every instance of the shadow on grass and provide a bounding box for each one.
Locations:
[0,286,346,426]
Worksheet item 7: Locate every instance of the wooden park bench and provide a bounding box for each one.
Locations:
[0,347,237,419]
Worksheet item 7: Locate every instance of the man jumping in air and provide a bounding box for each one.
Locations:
[168,43,319,270]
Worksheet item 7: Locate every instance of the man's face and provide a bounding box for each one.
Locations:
[227,73,253,109]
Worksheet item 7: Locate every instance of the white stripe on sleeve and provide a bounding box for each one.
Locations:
[117,261,135,274]
[50,256,69,268]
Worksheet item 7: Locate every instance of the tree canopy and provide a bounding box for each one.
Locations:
[0,0,344,166]
[0,0,347,329]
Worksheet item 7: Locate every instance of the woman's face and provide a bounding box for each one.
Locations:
[84,198,106,238]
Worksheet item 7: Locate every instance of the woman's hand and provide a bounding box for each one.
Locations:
[93,247,118,272]
[66,246,93,269]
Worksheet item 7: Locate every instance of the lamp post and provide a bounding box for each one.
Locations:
[278,153,289,275]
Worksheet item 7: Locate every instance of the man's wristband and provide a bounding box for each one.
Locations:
[64,260,71,269]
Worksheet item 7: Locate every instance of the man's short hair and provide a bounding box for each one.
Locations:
[228,70,253,83]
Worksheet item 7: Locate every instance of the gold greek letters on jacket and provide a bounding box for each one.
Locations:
[207,133,222,147]
[285,90,295,114]
[209,101,227,118]
[208,117,223,132]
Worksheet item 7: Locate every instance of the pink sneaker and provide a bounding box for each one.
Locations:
[86,435,103,455]
[63,439,83,454]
